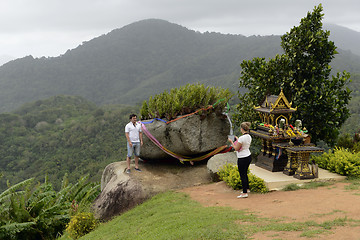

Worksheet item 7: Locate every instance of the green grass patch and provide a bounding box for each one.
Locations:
[282,180,335,191]
[54,191,360,240]
[282,183,301,191]
[301,180,335,189]
[311,210,346,218]
[344,177,360,191]
[78,191,253,240]
[300,228,329,238]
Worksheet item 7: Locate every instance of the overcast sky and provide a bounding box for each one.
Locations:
[1,0,359,61]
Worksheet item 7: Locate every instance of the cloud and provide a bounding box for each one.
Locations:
[0,0,359,58]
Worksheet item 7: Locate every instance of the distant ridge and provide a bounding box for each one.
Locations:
[0,19,359,113]
[324,23,360,56]
[0,54,15,66]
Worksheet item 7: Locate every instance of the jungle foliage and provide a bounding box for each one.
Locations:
[0,95,139,192]
[234,4,352,146]
[0,174,99,240]
[140,83,233,120]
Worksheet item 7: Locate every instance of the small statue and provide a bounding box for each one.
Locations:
[275,125,279,135]
[269,128,273,135]
[302,127,308,133]
[279,118,285,129]
[279,128,285,137]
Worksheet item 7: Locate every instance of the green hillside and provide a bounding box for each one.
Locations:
[0,95,139,192]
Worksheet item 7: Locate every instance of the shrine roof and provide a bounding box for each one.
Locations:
[255,107,296,114]
[254,89,297,113]
[261,95,278,108]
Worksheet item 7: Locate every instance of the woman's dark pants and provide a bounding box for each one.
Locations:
[237,155,252,193]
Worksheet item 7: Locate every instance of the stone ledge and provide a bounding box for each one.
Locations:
[249,164,346,191]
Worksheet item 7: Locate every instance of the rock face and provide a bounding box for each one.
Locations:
[92,162,146,221]
[207,152,237,181]
[140,112,230,160]
[92,160,212,221]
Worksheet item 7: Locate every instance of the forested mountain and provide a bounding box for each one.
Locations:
[324,23,360,56]
[1,19,359,114]
[0,19,292,112]
[0,95,138,192]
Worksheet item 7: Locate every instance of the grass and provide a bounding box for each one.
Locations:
[67,191,252,240]
[282,180,335,191]
[344,178,360,191]
[57,187,360,240]
[311,209,346,218]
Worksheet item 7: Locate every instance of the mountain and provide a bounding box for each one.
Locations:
[0,19,359,114]
[0,19,282,113]
[324,23,360,56]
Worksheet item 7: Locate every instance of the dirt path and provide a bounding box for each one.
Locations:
[180,181,360,239]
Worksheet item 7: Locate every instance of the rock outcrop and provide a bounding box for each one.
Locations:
[207,152,237,181]
[92,160,212,220]
[93,113,232,220]
[140,112,230,160]
[92,162,146,221]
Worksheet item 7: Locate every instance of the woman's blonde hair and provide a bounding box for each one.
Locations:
[240,122,251,132]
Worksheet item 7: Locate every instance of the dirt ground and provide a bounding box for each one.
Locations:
[136,159,360,239]
[180,179,360,239]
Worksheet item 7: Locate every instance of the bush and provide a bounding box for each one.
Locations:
[337,133,356,151]
[336,133,360,153]
[218,164,268,193]
[312,148,360,177]
[66,212,98,239]
[353,142,360,153]
[140,83,233,120]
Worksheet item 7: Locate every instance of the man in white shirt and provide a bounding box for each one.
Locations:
[125,114,143,173]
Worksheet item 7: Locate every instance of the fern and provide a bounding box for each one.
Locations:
[0,174,100,239]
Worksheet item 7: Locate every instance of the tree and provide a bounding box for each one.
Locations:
[234,4,352,146]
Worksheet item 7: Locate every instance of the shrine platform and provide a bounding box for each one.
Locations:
[249,164,346,191]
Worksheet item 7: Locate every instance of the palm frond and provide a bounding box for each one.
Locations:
[0,178,34,200]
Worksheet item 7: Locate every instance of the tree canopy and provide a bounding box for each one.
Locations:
[0,95,139,192]
[234,4,352,146]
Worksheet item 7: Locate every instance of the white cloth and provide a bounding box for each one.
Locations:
[125,121,142,142]
[236,134,252,158]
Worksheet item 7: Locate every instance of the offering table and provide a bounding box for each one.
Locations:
[284,146,323,179]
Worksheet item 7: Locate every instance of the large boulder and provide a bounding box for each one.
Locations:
[140,112,230,160]
[92,160,212,221]
[92,162,146,221]
[207,152,237,181]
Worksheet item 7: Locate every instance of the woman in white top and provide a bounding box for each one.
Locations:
[228,122,252,198]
